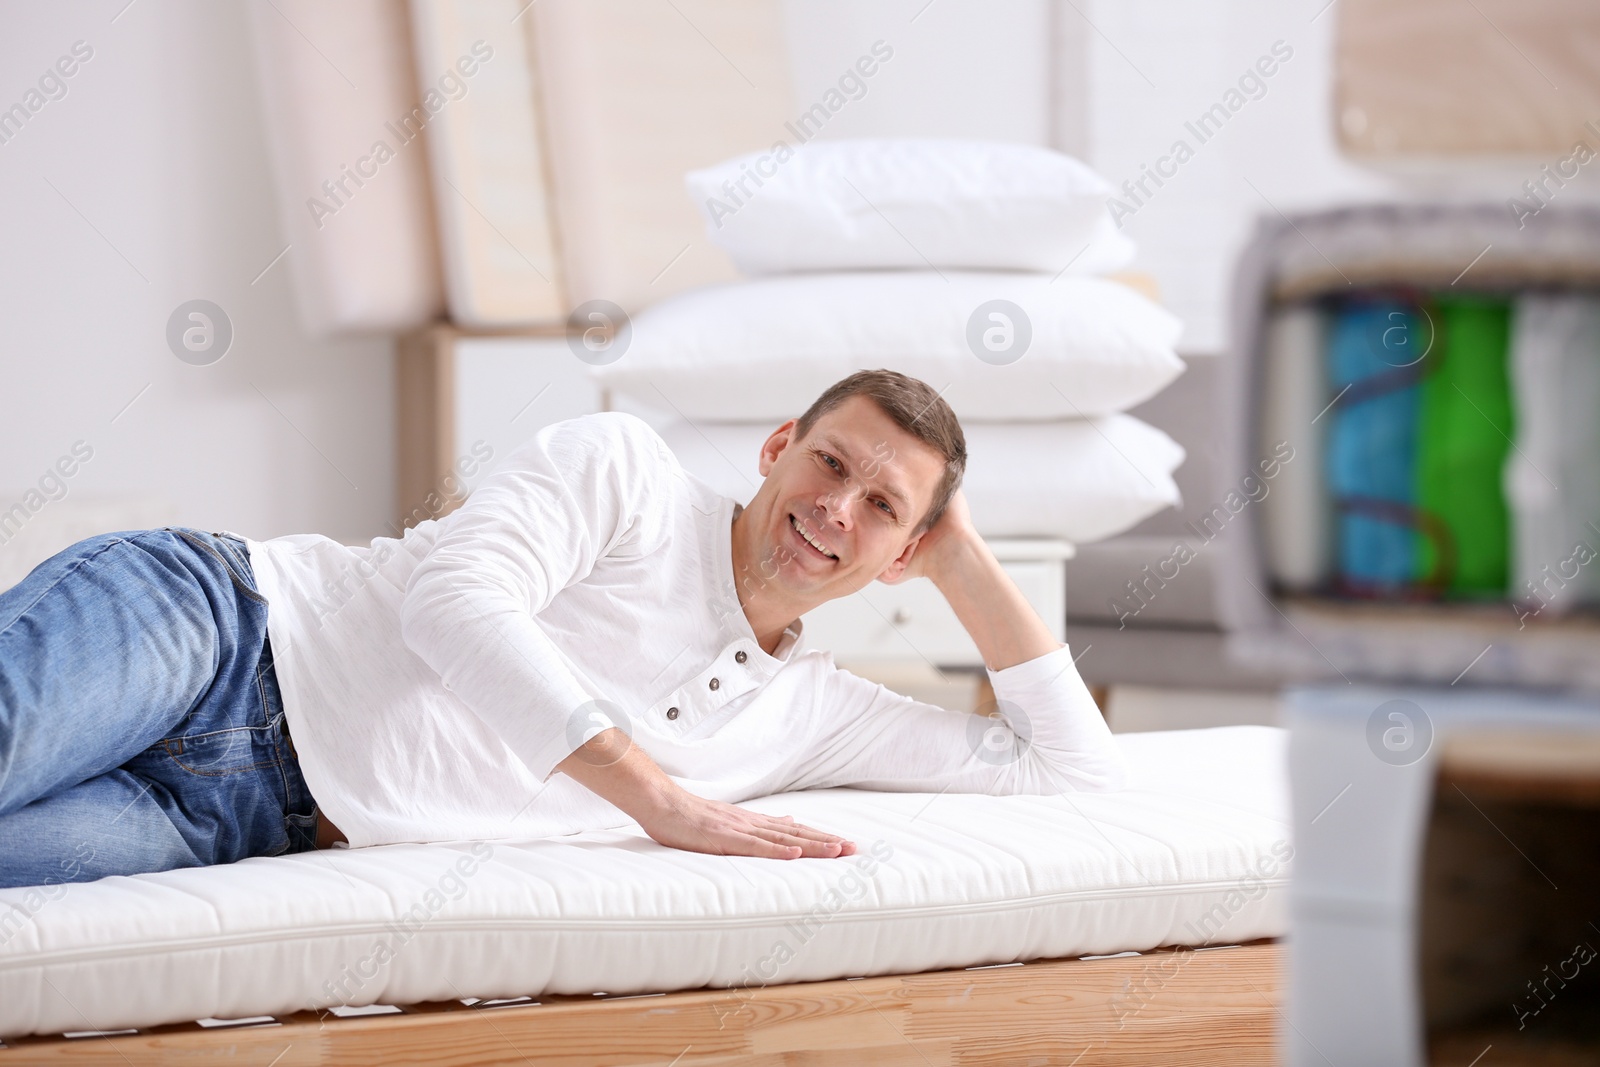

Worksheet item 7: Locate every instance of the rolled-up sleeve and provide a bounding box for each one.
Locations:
[399,412,670,783]
[788,643,1131,795]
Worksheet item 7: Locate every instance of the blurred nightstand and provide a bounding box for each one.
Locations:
[798,538,1074,670]
[1283,684,1600,1067]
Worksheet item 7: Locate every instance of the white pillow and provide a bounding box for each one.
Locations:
[685,138,1132,275]
[651,414,1185,545]
[591,271,1185,420]
[1068,210,1138,276]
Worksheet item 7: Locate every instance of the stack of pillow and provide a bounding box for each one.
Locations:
[589,139,1187,546]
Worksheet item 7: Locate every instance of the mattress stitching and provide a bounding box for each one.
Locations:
[0,877,1290,971]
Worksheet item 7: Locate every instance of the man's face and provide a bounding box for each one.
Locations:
[743,394,947,605]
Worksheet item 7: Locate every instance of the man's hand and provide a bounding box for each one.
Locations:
[881,487,1062,674]
[555,728,857,860]
[637,790,857,861]
[879,487,977,586]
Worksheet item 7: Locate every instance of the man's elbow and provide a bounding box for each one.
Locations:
[397,578,447,658]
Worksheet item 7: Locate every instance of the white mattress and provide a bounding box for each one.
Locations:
[0,726,1289,1039]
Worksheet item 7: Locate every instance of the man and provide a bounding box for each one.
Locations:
[0,369,1127,888]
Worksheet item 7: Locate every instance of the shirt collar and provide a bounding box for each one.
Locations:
[717,497,803,663]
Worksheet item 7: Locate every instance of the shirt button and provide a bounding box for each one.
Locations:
[709,677,720,691]
[735,650,748,664]
[666,706,679,720]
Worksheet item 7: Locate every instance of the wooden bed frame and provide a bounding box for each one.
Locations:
[0,938,1281,1065]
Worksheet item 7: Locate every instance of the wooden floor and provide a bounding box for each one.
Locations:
[0,940,1282,1066]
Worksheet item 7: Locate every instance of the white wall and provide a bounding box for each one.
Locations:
[0,0,394,580]
[11,0,1597,580]
[781,0,1053,146]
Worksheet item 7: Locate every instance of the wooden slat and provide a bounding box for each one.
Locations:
[394,999,476,1015]
[130,1021,205,1034]
[0,941,1282,1066]
[395,321,459,533]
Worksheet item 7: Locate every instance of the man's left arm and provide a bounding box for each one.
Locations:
[930,528,1059,674]
[785,490,1132,795]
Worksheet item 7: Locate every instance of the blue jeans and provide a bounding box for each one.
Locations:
[0,527,323,890]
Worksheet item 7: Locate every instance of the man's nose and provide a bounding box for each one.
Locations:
[817,486,861,530]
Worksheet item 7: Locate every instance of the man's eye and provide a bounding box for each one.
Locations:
[822,453,841,472]
[875,499,894,515]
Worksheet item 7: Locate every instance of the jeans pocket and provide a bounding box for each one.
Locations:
[159,726,281,778]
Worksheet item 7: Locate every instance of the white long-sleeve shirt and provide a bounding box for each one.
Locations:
[246,411,1129,849]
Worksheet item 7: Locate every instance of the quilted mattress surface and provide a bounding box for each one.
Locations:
[0,725,1290,1039]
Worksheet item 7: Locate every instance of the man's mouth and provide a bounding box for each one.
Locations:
[789,513,838,561]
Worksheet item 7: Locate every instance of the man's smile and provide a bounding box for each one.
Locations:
[788,513,839,561]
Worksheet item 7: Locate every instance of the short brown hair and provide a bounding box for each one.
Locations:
[792,369,966,538]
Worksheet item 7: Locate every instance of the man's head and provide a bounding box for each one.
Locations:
[732,369,966,615]
[790,370,966,540]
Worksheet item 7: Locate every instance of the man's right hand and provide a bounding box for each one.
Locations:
[638,789,857,860]
[553,727,857,860]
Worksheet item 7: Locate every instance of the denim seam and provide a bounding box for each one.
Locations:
[169,528,268,606]
[178,528,259,590]
[157,722,284,776]
[157,723,278,745]
[164,754,283,778]
[270,718,294,807]
[256,646,308,849]
[0,536,134,644]
[257,655,298,809]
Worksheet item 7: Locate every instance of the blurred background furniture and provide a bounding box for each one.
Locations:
[1284,683,1600,1066]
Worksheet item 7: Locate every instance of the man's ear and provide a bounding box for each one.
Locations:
[877,530,923,584]
[757,419,799,477]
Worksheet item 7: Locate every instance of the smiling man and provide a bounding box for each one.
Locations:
[0,369,1127,888]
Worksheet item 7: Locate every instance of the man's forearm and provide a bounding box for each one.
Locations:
[553,728,682,822]
[931,535,1060,672]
